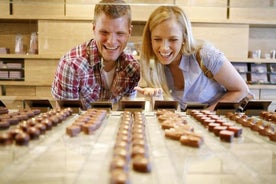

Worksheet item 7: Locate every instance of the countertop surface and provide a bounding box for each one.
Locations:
[0,110,275,184]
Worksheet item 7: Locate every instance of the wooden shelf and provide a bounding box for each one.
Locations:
[230,58,276,63]
[0,54,60,59]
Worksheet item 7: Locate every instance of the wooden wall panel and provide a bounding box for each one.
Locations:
[230,0,276,20]
[66,0,96,17]
[13,0,64,18]
[131,5,161,21]
[0,0,9,16]
[130,0,174,21]
[249,27,276,57]
[230,0,275,7]
[1,99,24,109]
[5,86,36,96]
[192,23,249,59]
[181,6,227,20]
[175,0,226,6]
[38,20,92,56]
[177,0,227,20]
[36,86,52,97]
[24,59,59,85]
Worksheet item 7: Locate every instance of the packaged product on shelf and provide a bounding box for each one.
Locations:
[28,32,38,54]
[15,34,24,54]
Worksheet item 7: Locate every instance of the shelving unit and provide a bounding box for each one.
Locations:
[0,0,275,110]
[0,58,24,81]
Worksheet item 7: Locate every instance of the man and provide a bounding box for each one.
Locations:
[51,0,140,109]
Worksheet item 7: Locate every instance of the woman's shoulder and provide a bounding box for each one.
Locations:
[200,42,225,61]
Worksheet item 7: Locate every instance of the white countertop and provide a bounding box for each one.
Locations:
[0,110,275,184]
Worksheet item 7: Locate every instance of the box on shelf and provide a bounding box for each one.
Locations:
[6,62,23,69]
[0,48,10,54]
[250,63,267,73]
[250,72,268,84]
[0,71,9,79]
[9,71,23,79]
[232,63,248,73]
[269,73,276,84]
[270,63,276,73]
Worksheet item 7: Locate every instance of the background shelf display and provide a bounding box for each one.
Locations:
[0,58,24,81]
[0,0,275,110]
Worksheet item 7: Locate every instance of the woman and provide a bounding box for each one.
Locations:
[135,6,251,111]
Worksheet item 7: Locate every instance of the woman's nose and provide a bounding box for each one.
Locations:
[161,40,170,50]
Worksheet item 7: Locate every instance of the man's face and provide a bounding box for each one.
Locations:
[93,13,132,62]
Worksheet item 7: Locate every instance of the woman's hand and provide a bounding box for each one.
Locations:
[134,86,162,97]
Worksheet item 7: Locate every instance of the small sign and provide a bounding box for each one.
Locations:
[91,101,113,110]
[153,100,179,110]
[214,102,240,115]
[24,99,52,112]
[119,100,145,111]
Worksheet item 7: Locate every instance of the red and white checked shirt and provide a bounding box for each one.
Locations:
[51,39,140,108]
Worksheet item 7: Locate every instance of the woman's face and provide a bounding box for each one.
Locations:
[151,18,183,65]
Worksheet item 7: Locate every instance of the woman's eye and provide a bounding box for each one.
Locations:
[170,39,178,42]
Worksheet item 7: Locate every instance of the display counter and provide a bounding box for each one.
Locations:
[0,108,275,184]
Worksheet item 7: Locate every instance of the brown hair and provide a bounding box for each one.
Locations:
[94,0,132,26]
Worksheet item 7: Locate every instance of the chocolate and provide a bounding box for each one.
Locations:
[66,125,81,137]
[0,120,10,130]
[0,132,13,145]
[132,155,151,173]
[131,145,147,158]
[227,126,243,137]
[208,122,220,132]
[27,127,40,139]
[213,126,228,136]
[219,130,234,142]
[15,132,30,146]
[180,134,203,148]
[110,156,128,171]
[110,168,129,184]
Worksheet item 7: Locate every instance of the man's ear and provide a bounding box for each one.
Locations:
[129,25,133,35]
[92,23,96,31]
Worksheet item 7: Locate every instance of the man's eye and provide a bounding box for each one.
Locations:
[100,31,108,35]
[117,32,126,36]
[153,39,162,42]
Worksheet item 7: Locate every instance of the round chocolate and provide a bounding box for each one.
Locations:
[0,120,10,130]
[0,132,13,145]
[132,155,151,173]
[27,127,40,139]
[110,168,129,184]
[15,132,30,146]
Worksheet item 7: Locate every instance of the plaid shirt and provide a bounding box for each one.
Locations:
[51,39,140,108]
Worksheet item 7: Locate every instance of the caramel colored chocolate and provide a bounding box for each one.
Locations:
[180,134,203,148]
[110,168,129,184]
[227,126,243,137]
[66,125,81,137]
[219,130,234,142]
[0,132,13,145]
[132,155,151,173]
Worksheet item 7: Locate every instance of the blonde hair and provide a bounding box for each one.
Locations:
[94,0,132,26]
[140,6,198,97]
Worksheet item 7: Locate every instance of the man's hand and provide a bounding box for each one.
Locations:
[134,86,162,97]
